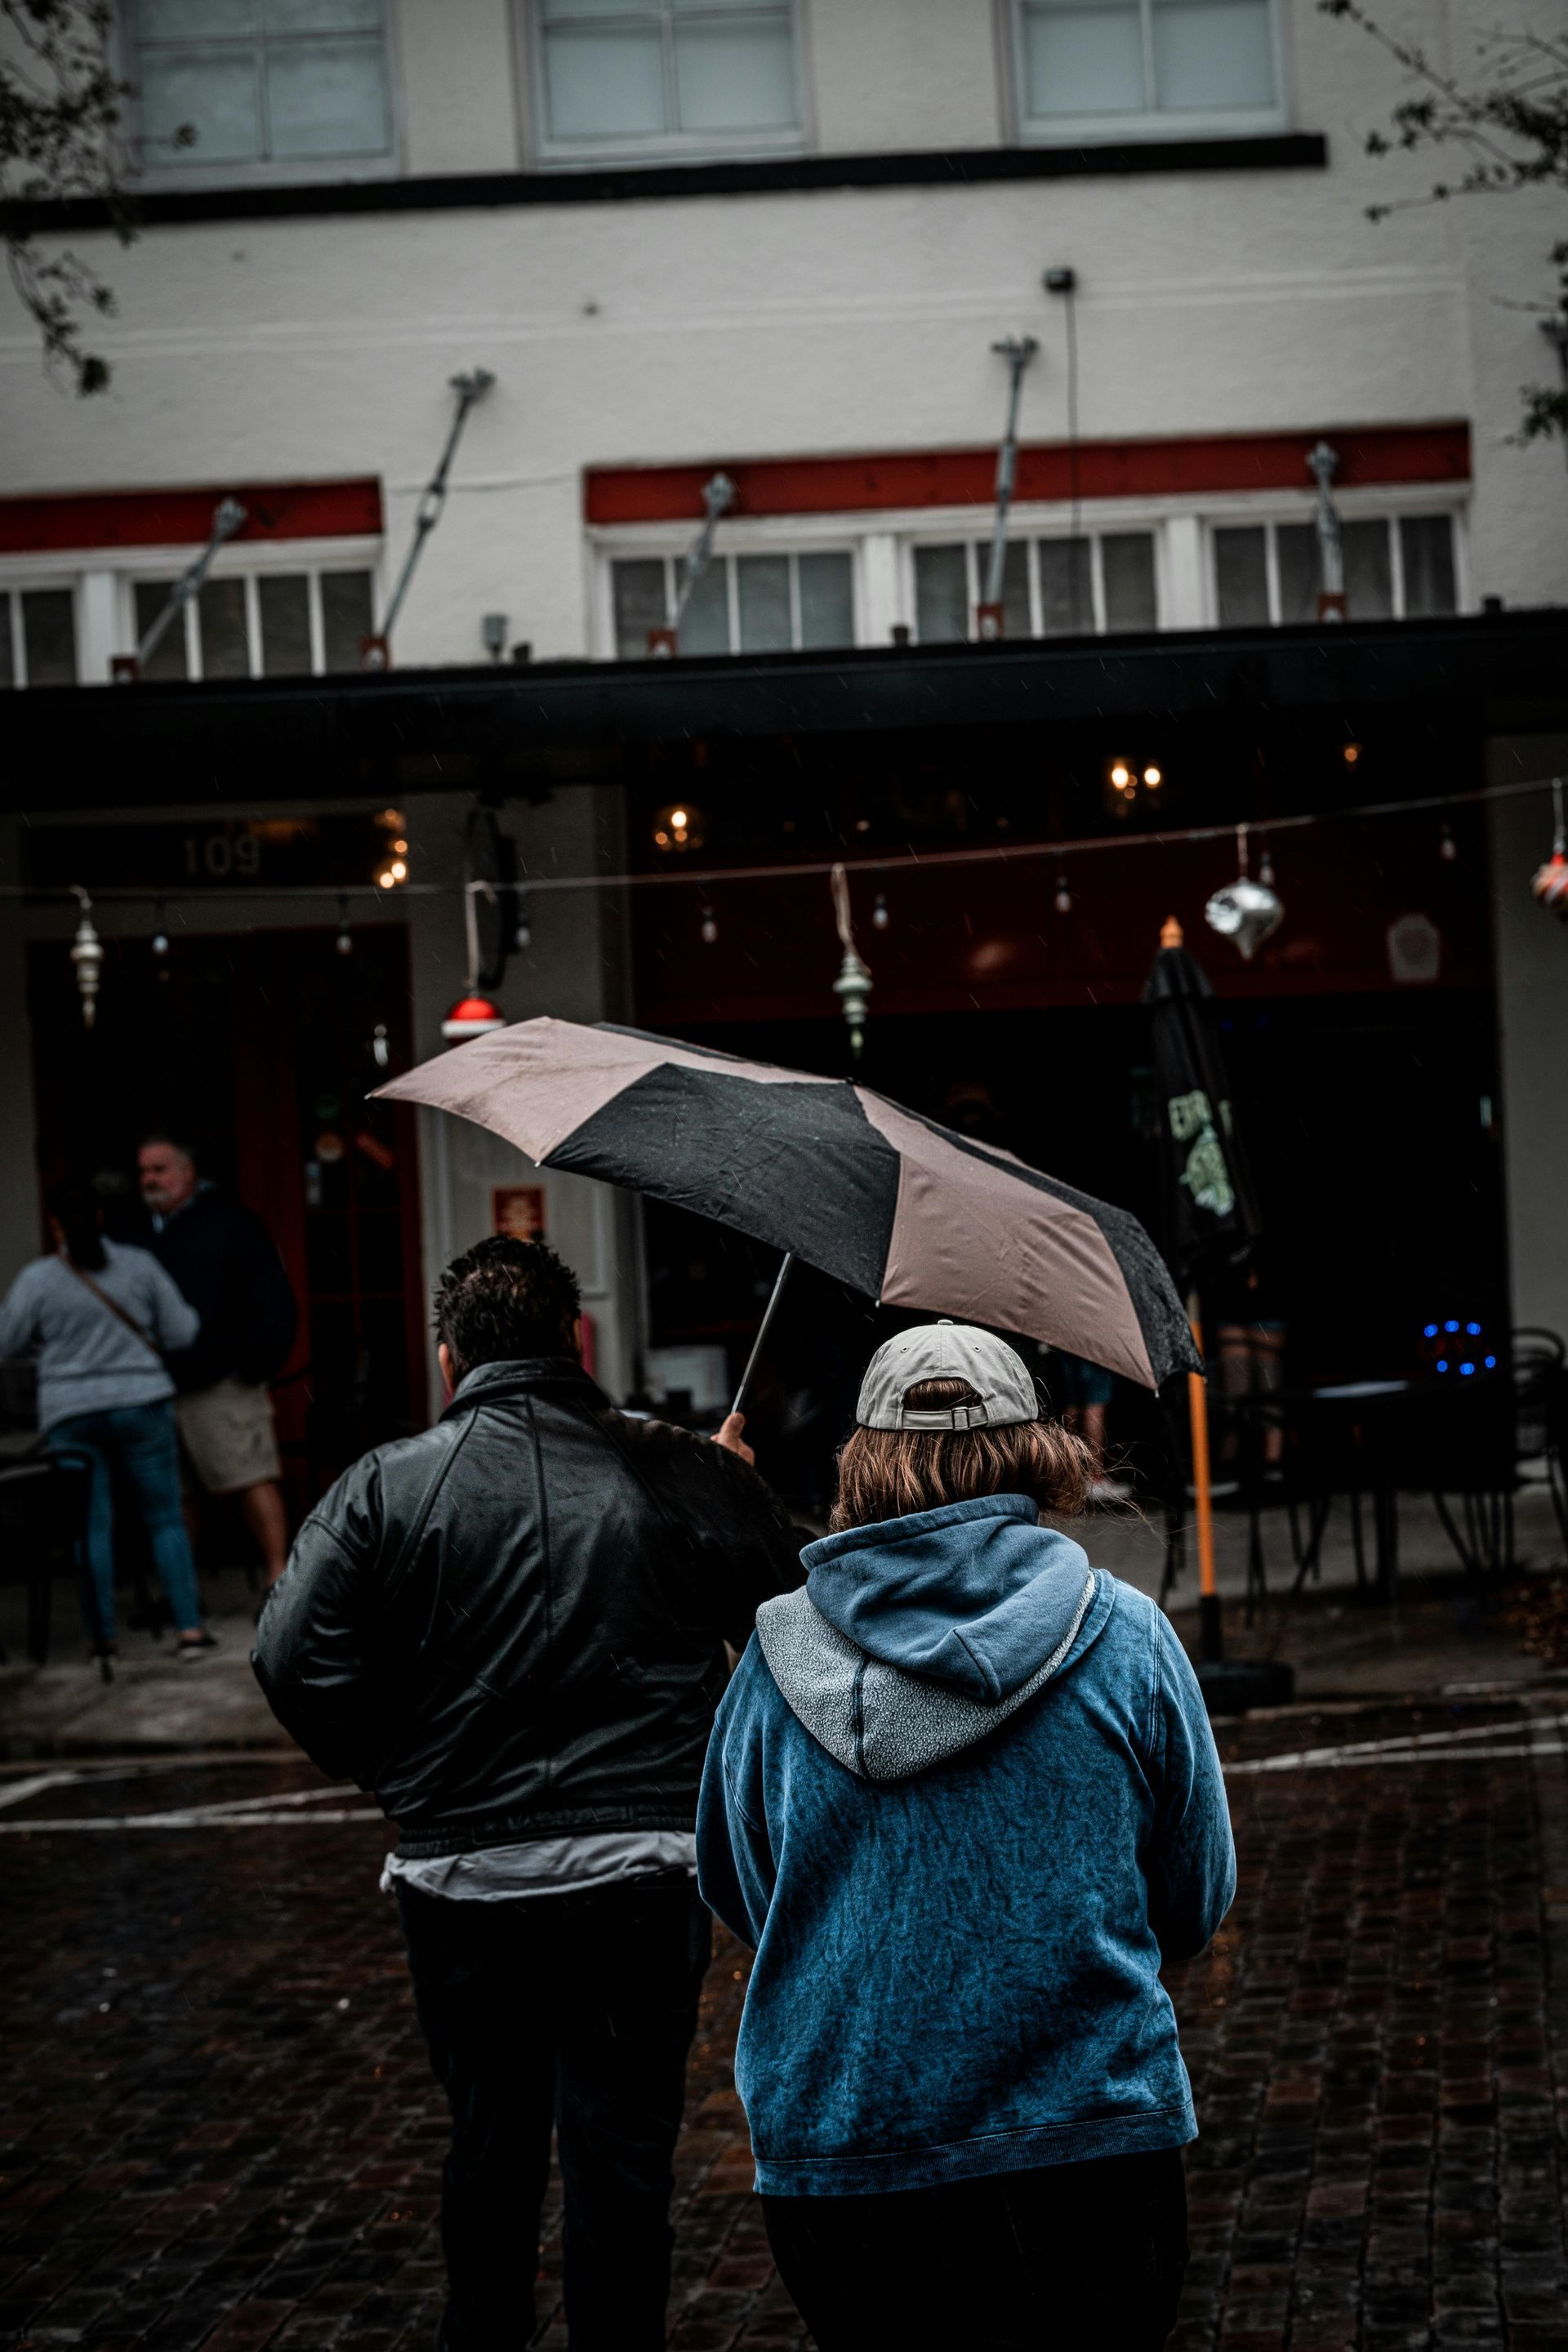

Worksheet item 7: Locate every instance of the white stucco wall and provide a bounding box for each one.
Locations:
[0,0,1561,668]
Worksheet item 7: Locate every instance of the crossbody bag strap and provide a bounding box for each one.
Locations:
[60,1255,165,1365]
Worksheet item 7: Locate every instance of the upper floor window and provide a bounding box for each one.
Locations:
[533,0,803,163]
[131,566,375,677]
[1212,514,1458,626]
[1012,0,1280,140]
[1,590,78,688]
[912,531,1158,642]
[611,549,853,656]
[134,0,394,180]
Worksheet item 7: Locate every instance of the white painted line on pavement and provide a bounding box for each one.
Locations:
[1227,1714,1568,1775]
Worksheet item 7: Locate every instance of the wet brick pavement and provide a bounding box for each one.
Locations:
[2,1687,1567,2350]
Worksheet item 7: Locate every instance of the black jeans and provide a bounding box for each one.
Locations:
[763,2145,1188,2352]
[398,1873,711,2352]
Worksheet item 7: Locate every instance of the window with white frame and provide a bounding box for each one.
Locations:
[0,589,78,688]
[130,567,376,678]
[1212,514,1458,626]
[611,550,853,657]
[1012,0,1280,138]
[133,0,394,179]
[533,0,802,160]
[911,532,1158,642]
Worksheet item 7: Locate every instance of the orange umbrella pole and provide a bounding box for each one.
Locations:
[1187,1296,1223,1663]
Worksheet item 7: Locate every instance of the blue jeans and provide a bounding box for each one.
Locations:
[48,1402,203,1644]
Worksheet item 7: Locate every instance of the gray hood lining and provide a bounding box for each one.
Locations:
[755,1571,1097,1783]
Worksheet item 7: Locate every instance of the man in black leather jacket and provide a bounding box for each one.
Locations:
[253,1236,805,2352]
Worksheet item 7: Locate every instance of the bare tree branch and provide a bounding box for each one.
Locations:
[0,0,140,394]
[1320,2,1568,440]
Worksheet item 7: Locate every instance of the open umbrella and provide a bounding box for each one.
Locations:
[376,1018,1198,1398]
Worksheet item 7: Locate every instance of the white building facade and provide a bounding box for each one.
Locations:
[2,0,1566,1446]
[2,0,1562,684]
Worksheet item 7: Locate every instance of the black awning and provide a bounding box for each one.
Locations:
[5,608,1564,813]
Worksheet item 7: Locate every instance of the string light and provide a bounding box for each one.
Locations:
[151,897,170,960]
[700,904,719,944]
[1054,874,1071,914]
[1439,824,1458,863]
[872,893,889,931]
[336,894,353,956]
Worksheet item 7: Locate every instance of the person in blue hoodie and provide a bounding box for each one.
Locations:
[697,1320,1235,2352]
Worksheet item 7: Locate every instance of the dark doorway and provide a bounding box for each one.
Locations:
[26,924,425,1504]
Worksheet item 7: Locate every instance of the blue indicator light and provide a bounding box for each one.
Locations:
[1437,1360,1448,1373]
[1460,1362,1475,1376]
[1484,1356,1496,1370]
[1444,1321,1459,1334]
[1466,1322,1481,1337]
[1423,1324,1438,1339]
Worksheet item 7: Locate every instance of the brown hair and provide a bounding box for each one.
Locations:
[830,1377,1094,1532]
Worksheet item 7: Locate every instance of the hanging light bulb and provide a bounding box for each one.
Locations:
[1205,824,1284,960]
[1439,823,1458,864]
[151,898,170,962]
[514,891,532,951]
[1532,777,1568,922]
[69,885,103,1029]
[372,1022,390,1071]
[700,904,719,945]
[1258,842,1276,889]
[336,895,354,956]
[830,864,872,1062]
[1054,873,1071,915]
[871,893,889,932]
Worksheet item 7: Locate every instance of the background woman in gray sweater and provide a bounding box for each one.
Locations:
[0,1184,208,1654]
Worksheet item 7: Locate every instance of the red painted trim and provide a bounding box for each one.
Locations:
[0,478,383,555]
[586,426,1471,524]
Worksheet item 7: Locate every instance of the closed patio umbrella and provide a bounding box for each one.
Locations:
[1143,918,1266,1679]
[376,1018,1198,1396]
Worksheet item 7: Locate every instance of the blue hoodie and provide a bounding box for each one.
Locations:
[696,1494,1235,2198]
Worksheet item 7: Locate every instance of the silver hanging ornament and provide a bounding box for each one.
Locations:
[830,863,872,1061]
[1205,824,1284,961]
[1532,777,1568,923]
[69,886,104,1027]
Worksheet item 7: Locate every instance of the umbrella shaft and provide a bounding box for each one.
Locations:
[731,1253,795,1420]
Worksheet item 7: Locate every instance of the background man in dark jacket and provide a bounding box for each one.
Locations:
[253,1235,804,2352]
[137,1136,298,1587]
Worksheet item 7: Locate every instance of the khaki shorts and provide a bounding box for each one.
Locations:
[175,1378,281,1495]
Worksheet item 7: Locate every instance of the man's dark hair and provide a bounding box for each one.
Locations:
[139,1130,195,1162]
[435,1236,581,1379]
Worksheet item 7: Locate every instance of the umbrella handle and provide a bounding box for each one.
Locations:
[731,1253,795,1421]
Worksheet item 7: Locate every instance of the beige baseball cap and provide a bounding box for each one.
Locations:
[855,1321,1039,1433]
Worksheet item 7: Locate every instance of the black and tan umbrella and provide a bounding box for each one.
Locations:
[376,1018,1198,1401]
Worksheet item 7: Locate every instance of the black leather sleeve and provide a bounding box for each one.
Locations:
[251,1454,386,1784]
[608,1414,809,1648]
